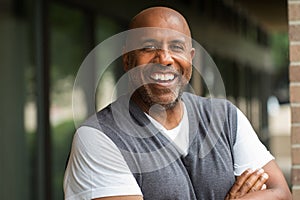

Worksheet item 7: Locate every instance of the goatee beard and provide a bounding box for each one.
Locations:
[137,85,184,110]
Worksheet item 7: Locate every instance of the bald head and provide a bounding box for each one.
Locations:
[129,7,191,37]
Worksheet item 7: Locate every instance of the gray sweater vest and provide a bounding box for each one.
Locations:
[83,92,237,200]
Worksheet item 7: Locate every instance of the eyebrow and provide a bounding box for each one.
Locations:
[139,38,187,45]
[169,39,186,45]
[140,38,157,43]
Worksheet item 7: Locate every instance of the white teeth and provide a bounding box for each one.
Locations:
[151,73,175,81]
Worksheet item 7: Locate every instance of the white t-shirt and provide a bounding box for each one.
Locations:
[64,105,274,200]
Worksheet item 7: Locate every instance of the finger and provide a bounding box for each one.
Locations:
[238,168,265,194]
[228,169,254,196]
[236,168,254,182]
[261,184,267,190]
[249,173,269,193]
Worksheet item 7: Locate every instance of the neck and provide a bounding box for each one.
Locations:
[131,92,184,130]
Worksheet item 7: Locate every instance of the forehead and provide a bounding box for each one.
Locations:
[126,28,191,47]
[141,28,187,40]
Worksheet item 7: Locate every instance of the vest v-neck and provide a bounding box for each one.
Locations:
[145,103,190,156]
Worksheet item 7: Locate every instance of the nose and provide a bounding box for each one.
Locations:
[156,49,174,66]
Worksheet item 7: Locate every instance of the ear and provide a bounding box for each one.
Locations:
[123,50,136,72]
[190,48,195,60]
[122,46,131,71]
[123,52,130,72]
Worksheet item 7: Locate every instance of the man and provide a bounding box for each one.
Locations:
[64,7,292,200]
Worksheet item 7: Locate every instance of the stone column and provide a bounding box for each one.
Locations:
[288,0,300,199]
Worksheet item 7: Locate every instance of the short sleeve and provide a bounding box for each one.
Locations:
[233,109,274,176]
[63,126,142,200]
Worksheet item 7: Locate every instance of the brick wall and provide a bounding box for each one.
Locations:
[289,0,300,199]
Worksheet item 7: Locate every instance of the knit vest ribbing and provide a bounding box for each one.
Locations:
[83,92,237,200]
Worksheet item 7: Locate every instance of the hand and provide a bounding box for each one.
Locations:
[225,168,269,200]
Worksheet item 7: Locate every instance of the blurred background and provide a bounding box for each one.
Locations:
[0,0,291,199]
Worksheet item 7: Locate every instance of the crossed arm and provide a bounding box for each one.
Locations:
[93,160,291,200]
[225,160,292,200]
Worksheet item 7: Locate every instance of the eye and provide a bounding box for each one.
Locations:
[141,44,157,52]
[169,44,184,52]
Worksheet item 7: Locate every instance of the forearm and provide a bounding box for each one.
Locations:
[225,162,292,200]
[93,195,143,200]
[235,188,291,200]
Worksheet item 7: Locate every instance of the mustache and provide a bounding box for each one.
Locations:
[144,64,180,75]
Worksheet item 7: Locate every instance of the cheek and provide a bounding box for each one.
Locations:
[130,51,154,66]
[177,58,192,82]
[128,55,137,69]
[127,51,149,69]
[135,56,153,67]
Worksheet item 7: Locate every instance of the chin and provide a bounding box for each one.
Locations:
[148,92,182,110]
[159,99,179,110]
[136,84,184,109]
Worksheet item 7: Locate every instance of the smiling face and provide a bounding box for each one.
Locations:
[124,7,195,110]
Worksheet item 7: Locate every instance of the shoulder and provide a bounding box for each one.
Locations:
[65,125,135,182]
[75,126,115,147]
[69,126,123,162]
[182,92,238,138]
[64,126,142,199]
[80,96,126,131]
[182,92,237,114]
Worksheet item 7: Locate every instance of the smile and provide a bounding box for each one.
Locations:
[150,73,176,82]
